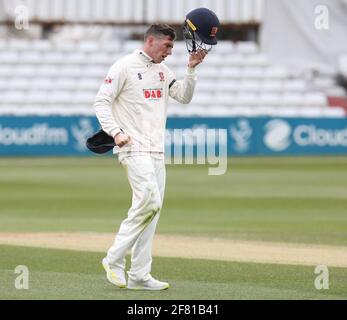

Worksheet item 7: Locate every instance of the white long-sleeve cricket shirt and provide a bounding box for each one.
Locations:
[93,49,197,154]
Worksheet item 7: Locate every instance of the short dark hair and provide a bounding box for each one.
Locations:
[144,24,176,41]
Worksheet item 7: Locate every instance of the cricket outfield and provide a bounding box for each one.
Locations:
[0,157,346,299]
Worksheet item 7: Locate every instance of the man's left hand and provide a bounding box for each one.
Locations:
[188,49,208,68]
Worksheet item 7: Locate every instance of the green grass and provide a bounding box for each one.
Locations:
[0,157,346,246]
[0,245,346,300]
[0,156,346,300]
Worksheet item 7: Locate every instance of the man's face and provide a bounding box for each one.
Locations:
[148,35,174,63]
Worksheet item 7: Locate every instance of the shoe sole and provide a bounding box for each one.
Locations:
[102,260,126,288]
[127,284,170,291]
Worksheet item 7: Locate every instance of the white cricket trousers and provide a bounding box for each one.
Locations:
[106,153,166,281]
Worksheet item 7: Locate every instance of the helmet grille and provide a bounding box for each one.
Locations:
[183,23,212,54]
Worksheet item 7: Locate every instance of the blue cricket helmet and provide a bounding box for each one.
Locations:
[183,8,220,53]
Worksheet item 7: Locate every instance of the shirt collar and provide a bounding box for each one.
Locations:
[135,49,155,66]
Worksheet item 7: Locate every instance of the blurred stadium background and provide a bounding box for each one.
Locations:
[0,0,346,156]
[0,0,347,300]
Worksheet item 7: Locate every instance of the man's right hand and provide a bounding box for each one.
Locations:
[115,132,132,147]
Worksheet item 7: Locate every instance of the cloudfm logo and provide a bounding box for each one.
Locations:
[264,119,292,151]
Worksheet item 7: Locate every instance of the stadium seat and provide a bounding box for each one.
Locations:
[27,91,50,104]
[36,65,60,77]
[50,91,73,104]
[78,79,101,90]
[59,65,82,77]
[48,106,73,116]
[191,93,215,106]
[281,93,304,106]
[312,77,335,90]
[261,80,283,92]
[194,80,217,94]
[234,93,258,106]
[265,66,288,79]
[0,78,7,90]
[326,86,346,96]
[220,67,242,79]
[61,106,94,116]
[167,105,189,117]
[172,67,186,79]
[0,106,17,115]
[171,42,187,54]
[0,52,19,64]
[179,105,210,117]
[283,79,307,92]
[257,106,278,116]
[245,54,269,67]
[14,65,37,77]
[242,67,265,79]
[36,107,60,116]
[109,53,125,63]
[0,40,7,50]
[42,52,65,64]
[8,78,31,90]
[214,93,236,106]
[55,78,77,90]
[19,52,43,64]
[78,41,100,52]
[216,80,238,92]
[204,54,224,66]
[167,105,183,116]
[237,80,260,92]
[8,39,31,50]
[30,78,54,90]
[0,65,13,77]
[3,91,26,104]
[198,67,219,79]
[304,92,327,106]
[32,40,52,51]
[321,107,346,117]
[235,41,259,54]
[298,106,323,117]
[227,106,255,116]
[225,54,245,67]
[203,106,230,117]
[3,106,24,116]
[274,107,301,117]
[258,93,281,106]
[213,41,235,54]
[100,41,121,53]
[72,91,96,104]
[64,52,88,64]
[164,54,181,66]
[53,41,76,52]
[123,41,142,53]
[73,106,95,116]
[82,66,107,78]
[88,53,112,64]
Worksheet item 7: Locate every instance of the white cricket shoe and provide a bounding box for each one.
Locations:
[102,258,126,288]
[127,274,170,291]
